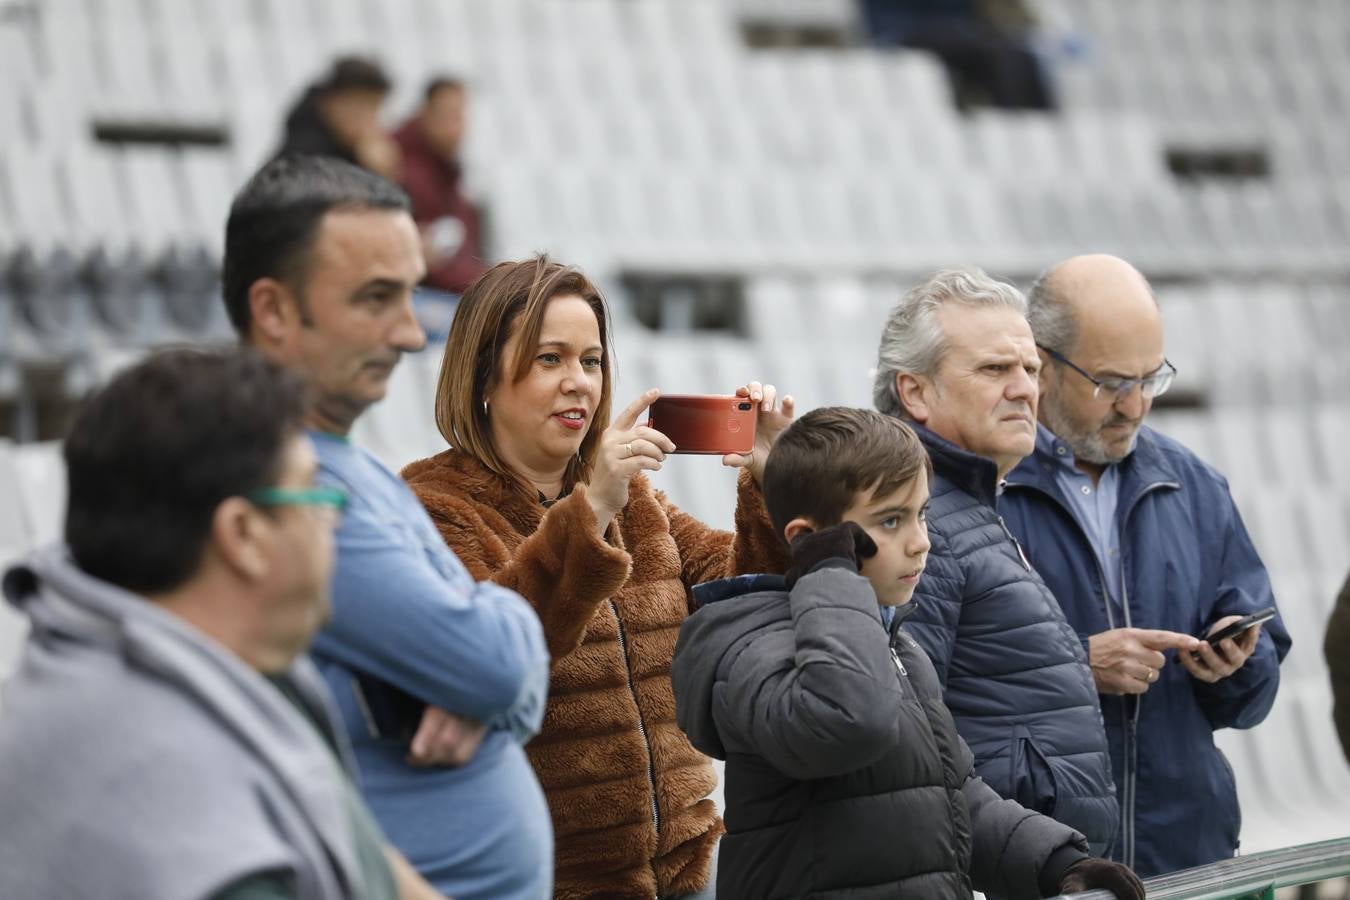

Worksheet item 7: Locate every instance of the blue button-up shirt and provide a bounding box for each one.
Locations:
[1036,424,1124,607]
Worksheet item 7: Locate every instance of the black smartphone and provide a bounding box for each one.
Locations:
[1198,606,1277,645]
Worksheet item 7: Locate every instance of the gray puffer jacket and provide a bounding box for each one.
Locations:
[672,565,1089,900]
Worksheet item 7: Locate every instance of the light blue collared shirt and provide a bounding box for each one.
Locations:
[1037,425,1124,607]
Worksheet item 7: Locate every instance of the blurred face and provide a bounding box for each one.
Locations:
[1038,307,1165,466]
[840,472,931,606]
[282,209,427,431]
[903,305,1039,476]
[260,434,338,667]
[486,295,606,480]
[321,88,386,147]
[421,85,467,160]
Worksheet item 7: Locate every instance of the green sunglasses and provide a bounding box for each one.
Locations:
[245,486,349,512]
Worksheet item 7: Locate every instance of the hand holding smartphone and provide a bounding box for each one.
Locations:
[648,394,758,455]
[1185,606,1276,665]
[1198,606,1276,646]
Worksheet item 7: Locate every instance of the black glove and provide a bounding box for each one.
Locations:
[784,521,878,589]
[1058,857,1145,900]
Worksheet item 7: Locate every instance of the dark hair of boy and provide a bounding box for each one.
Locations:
[64,348,309,594]
[222,154,410,336]
[762,406,932,538]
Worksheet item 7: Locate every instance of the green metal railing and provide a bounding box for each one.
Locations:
[1058,837,1350,899]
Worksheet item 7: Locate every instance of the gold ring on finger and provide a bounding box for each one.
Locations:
[626,442,634,458]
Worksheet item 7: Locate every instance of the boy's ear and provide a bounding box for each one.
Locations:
[782,517,817,545]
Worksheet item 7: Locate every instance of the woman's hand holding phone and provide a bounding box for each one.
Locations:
[722,381,795,484]
[586,388,675,534]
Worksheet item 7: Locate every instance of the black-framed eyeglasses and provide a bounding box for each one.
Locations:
[1037,345,1177,402]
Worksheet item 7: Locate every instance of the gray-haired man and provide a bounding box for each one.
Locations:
[873,268,1119,855]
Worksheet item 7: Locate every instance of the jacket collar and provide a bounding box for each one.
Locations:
[1007,424,1181,513]
[910,422,1003,508]
[691,573,785,607]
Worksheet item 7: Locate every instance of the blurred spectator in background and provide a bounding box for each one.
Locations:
[872,268,1119,856]
[225,156,552,900]
[0,349,442,900]
[1325,572,1350,764]
[402,256,797,899]
[861,0,1055,110]
[277,56,401,181]
[1004,254,1291,876]
[395,76,487,296]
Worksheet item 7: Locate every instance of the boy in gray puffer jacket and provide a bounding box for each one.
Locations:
[671,408,1143,900]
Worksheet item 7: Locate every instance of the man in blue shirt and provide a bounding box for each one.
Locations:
[1002,253,1291,876]
[223,155,552,900]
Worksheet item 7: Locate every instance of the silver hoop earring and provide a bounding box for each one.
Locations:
[482,399,489,417]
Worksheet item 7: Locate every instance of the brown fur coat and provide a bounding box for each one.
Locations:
[403,450,789,899]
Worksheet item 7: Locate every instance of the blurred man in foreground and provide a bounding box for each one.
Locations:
[1003,253,1290,875]
[0,348,442,899]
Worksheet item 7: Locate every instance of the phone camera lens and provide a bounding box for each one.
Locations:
[738,402,752,411]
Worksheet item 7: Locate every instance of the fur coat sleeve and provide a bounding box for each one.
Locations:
[406,456,631,662]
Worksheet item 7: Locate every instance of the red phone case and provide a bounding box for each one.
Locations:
[648,395,757,455]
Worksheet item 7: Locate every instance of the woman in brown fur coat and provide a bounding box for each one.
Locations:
[402,257,793,899]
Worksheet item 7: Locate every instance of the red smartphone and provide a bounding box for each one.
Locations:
[648,394,757,455]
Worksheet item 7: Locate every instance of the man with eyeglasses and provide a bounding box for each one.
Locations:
[226,155,551,899]
[1001,254,1290,877]
[0,349,443,899]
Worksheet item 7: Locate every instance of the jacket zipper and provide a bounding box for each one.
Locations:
[996,515,1033,571]
[610,601,661,844]
[1113,482,1175,870]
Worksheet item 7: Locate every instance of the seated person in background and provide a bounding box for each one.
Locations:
[402,255,796,899]
[277,55,401,181]
[0,348,443,900]
[670,407,1144,900]
[861,0,1055,110]
[394,76,487,296]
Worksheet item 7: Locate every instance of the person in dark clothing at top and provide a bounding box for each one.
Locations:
[861,0,1055,110]
[394,77,487,296]
[277,56,400,181]
[671,406,1144,900]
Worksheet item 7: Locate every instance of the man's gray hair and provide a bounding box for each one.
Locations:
[873,267,1028,417]
[1025,268,1077,354]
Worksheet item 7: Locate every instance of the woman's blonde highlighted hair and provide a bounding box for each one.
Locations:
[434,255,613,495]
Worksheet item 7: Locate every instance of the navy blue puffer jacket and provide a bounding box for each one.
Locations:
[903,425,1119,855]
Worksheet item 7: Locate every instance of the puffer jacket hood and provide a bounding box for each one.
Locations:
[676,574,787,759]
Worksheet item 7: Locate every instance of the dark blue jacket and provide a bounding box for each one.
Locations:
[903,425,1119,857]
[1002,425,1290,877]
